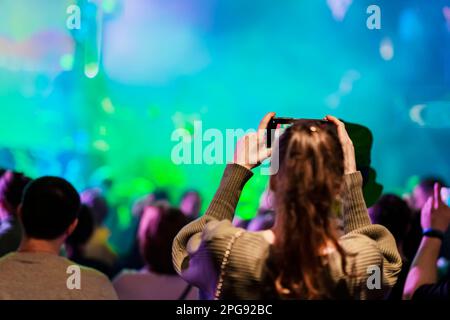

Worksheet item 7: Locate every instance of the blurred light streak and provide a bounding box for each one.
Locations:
[380,37,394,61]
[327,0,353,21]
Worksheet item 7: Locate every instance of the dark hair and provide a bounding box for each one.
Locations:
[0,171,32,213]
[80,188,109,226]
[138,205,188,274]
[153,189,170,202]
[21,176,81,240]
[271,120,348,299]
[66,204,94,247]
[369,194,412,244]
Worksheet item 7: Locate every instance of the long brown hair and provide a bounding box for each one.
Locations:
[271,120,347,299]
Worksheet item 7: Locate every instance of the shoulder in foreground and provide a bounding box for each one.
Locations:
[339,231,380,253]
[72,263,111,281]
[112,269,140,282]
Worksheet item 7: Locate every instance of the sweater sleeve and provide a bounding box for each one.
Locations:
[339,171,402,297]
[341,172,372,233]
[172,164,252,278]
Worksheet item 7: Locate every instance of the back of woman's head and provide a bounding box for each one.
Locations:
[270,120,347,299]
[138,204,188,274]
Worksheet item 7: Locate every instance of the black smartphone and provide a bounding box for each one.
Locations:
[266,117,330,147]
[266,117,295,148]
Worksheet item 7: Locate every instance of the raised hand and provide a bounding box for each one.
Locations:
[234,112,276,170]
[421,182,450,232]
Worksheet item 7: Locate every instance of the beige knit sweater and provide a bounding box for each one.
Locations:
[172,164,402,299]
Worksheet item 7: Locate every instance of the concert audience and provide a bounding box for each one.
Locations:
[404,177,448,261]
[0,171,31,257]
[114,190,171,273]
[65,204,114,278]
[403,182,450,299]
[2,115,450,301]
[80,188,117,269]
[369,194,413,299]
[0,176,117,299]
[113,204,197,299]
[247,190,275,231]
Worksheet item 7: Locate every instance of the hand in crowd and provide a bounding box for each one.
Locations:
[421,182,450,232]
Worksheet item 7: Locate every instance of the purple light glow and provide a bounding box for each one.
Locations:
[327,0,353,21]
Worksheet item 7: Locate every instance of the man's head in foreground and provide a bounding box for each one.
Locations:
[19,176,80,253]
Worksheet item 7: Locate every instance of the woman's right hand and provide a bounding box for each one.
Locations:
[234,112,276,171]
[324,115,357,175]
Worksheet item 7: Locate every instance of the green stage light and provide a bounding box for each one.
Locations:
[60,54,74,71]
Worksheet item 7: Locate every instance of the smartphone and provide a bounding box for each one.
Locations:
[266,117,295,148]
[266,117,329,147]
